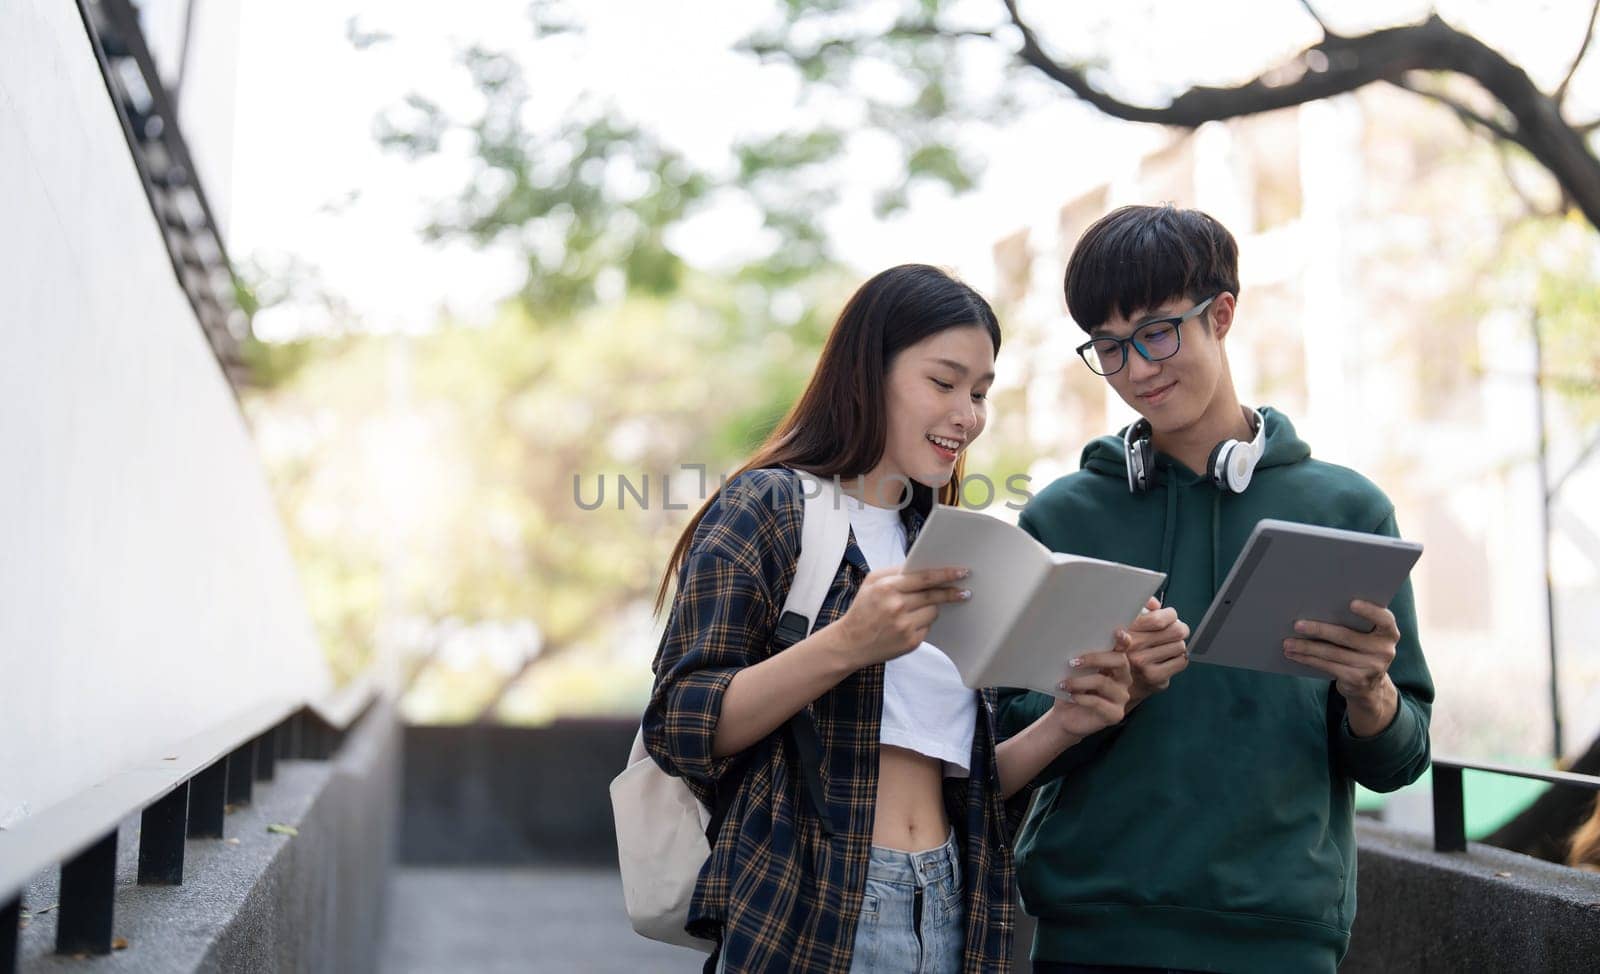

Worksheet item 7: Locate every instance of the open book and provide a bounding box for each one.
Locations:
[902,506,1166,700]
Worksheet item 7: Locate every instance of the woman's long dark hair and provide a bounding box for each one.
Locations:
[654,263,1001,612]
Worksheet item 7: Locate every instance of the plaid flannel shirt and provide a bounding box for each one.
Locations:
[643,467,1029,974]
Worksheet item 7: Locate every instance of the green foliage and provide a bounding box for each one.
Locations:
[374,42,712,317]
[740,0,1019,216]
[369,21,859,318]
[1530,218,1600,424]
[239,334,319,391]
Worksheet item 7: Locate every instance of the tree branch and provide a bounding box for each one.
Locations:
[1555,0,1600,106]
[999,2,1600,230]
[1297,0,1343,40]
[887,21,995,42]
[1493,137,1563,219]
[1389,75,1521,145]
[1004,5,1458,124]
[746,19,991,60]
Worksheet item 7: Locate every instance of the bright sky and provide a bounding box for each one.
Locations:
[228,0,1599,339]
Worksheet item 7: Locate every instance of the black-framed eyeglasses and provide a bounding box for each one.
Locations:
[1075,294,1218,377]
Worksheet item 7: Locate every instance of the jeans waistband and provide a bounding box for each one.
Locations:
[866,829,959,888]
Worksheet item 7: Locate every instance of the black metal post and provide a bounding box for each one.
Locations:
[255,728,276,782]
[1433,764,1467,852]
[55,831,116,955]
[301,717,327,760]
[138,783,189,885]
[225,741,255,807]
[1531,311,1565,760]
[3,894,19,974]
[188,759,228,838]
[286,712,304,760]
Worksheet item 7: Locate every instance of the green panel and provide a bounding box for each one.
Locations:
[1355,761,1555,839]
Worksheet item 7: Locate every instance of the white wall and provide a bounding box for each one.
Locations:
[0,0,328,828]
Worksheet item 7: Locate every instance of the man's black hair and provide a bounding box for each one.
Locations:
[1064,204,1240,333]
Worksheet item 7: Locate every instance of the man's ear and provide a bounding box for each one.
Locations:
[1209,292,1236,341]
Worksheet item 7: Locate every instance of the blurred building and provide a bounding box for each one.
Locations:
[993,87,1600,764]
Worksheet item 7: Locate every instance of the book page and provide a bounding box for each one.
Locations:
[903,506,1049,686]
[985,558,1165,698]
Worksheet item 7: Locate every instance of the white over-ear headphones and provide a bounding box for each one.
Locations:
[1124,408,1267,495]
[1123,417,1156,494]
[1206,408,1267,494]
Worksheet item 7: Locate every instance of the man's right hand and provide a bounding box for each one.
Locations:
[835,566,970,668]
[1117,596,1190,708]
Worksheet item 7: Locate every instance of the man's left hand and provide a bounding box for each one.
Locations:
[1283,599,1401,737]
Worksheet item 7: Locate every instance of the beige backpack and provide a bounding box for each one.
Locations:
[610,471,850,950]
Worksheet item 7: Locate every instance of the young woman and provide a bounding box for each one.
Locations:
[644,264,1186,973]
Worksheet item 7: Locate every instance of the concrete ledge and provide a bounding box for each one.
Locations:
[1346,820,1600,972]
[16,700,399,973]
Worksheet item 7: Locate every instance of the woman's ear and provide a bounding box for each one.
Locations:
[1209,292,1236,341]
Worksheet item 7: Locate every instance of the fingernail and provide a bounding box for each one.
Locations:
[1060,691,1074,702]
[1057,681,1068,690]
[1293,621,1308,633]
[957,568,971,579]
[1069,657,1083,668]
[958,589,972,601]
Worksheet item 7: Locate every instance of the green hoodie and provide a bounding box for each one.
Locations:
[997,408,1433,974]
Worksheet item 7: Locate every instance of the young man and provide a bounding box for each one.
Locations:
[997,204,1434,974]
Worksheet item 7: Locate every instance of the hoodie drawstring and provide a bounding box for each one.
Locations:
[1211,490,1223,594]
[1156,466,1223,601]
[1157,474,1178,602]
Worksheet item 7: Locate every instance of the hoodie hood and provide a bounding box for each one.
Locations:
[1080,406,1311,483]
[1078,407,1312,594]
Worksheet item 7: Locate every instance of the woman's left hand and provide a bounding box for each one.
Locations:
[1047,650,1132,737]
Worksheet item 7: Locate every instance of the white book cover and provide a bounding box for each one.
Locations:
[903,506,1166,699]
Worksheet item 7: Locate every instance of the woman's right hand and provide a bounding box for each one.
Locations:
[835,566,971,668]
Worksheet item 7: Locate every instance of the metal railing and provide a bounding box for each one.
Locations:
[1430,756,1600,853]
[73,0,248,384]
[0,677,376,972]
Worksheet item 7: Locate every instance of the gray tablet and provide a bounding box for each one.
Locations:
[1187,519,1423,679]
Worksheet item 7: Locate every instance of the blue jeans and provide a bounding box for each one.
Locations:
[848,830,965,973]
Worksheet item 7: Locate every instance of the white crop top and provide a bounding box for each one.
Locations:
[843,493,976,777]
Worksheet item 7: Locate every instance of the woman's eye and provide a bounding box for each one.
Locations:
[972,390,988,402]
[931,378,954,391]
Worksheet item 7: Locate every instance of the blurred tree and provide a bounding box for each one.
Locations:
[368,2,862,316]
[743,1,1600,232]
[253,1,1600,725]
[247,3,864,718]
[245,268,845,712]
[749,0,1600,484]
